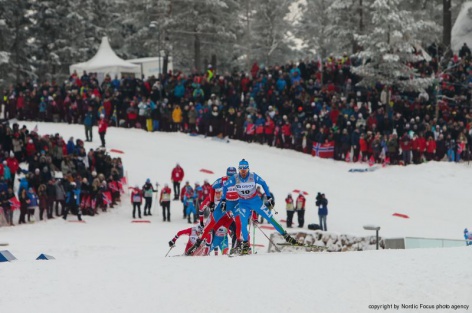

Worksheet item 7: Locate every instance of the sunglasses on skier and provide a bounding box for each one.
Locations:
[238,165,249,170]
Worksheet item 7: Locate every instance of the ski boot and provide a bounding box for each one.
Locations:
[240,241,251,255]
[229,240,242,255]
[283,232,298,245]
[185,238,202,256]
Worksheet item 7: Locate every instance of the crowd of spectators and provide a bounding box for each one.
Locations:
[0,122,125,227]
[2,43,472,166]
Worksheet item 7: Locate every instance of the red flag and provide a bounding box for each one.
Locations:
[120,177,128,186]
[368,156,375,167]
[102,191,112,205]
[312,142,334,158]
[9,197,20,211]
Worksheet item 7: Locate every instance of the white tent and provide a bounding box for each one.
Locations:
[451,2,472,53]
[69,37,140,81]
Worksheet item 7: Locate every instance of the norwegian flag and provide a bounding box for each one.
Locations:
[9,197,20,211]
[312,142,334,159]
[102,191,112,205]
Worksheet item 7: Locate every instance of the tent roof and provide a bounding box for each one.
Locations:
[69,37,140,74]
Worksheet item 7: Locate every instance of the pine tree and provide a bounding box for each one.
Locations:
[295,0,334,60]
[352,0,435,93]
[0,0,33,84]
[247,0,295,67]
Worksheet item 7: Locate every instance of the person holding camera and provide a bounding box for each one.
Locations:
[316,192,328,231]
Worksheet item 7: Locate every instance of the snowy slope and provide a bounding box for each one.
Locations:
[0,122,471,313]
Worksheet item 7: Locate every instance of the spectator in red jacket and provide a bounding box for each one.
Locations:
[131,185,143,219]
[171,163,184,200]
[295,193,306,228]
[425,136,436,161]
[264,115,275,147]
[98,114,108,147]
[6,153,19,185]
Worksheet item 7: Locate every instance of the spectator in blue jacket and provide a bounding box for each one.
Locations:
[63,181,82,221]
[83,106,95,142]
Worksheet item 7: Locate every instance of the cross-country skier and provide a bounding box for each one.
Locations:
[220,159,297,253]
[168,224,204,255]
[187,167,241,255]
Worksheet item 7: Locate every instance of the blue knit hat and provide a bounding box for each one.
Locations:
[226,167,237,176]
[238,159,249,169]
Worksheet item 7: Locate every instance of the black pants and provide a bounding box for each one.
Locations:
[133,203,141,219]
[40,207,47,220]
[55,200,65,216]
[99,131,106,147]
[297,210,305,227]
[47,198,54,218]
[63,205,82,221]
[85,126,93,141]
[144,197,152,215]
[161,201,170,221]
[173,181,180,199]
[18,206,27,224]
[286,210,295,227]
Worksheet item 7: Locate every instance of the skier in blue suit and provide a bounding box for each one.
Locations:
[220,159,297,254]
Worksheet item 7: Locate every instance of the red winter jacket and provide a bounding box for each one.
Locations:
[281,123,292,136]
[264,119,275,135]
[6,157,19,174]
[98,119,108,133]
[426,139,436,153]
[171,166,184,182]
[131,189,143,204]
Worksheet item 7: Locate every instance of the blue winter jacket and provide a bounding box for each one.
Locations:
[318,198,328,216]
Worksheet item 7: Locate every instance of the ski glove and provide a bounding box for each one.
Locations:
[266,196,274,207]
[220,199,227,212]
[169,240,175,247]
[208,201,215,212]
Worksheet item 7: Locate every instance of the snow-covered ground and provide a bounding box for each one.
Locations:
[0,122,471,313]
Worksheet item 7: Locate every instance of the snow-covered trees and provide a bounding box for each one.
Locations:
[352,0,435,92]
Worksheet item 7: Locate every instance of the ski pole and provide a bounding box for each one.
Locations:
[254,222,281,252]
[252,220,256,254]
[268,201,278,215]
[165,245,174,257]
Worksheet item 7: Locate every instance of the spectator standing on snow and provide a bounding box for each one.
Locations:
[171,163,184,200]
[142,178,157,216]
[316,193,328,231]
[160,183,172,222]
[131,185,143,219]
[83,106,95,142]
[295,193,306,228]
[98,114,108,147]
[285,193,295,228]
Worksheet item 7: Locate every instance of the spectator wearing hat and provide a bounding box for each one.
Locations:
[63,181,82,221]
[285,193,295,228]
[142,178,157,216]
